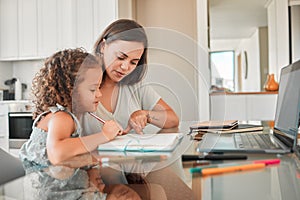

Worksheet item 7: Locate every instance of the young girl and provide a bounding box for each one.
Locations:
[18,48,137,199]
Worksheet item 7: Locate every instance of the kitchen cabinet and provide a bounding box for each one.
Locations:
[210,92,278,121]
[0,0,117,60]
[0,0,18,59]
[0,104,9,151]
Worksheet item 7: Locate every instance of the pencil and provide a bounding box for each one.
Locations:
[88,112,106,124]
[201,163,266,176]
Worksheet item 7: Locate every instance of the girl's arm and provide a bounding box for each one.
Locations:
[46,112,122,165]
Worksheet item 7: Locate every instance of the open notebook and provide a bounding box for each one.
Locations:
[98,133,183,152]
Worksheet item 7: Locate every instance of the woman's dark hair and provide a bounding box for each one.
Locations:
[93,19,148,85]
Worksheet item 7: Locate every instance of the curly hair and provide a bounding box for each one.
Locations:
[32,48,101,119]
[93,19,148,85]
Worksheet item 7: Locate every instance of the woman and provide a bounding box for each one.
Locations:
[81,19,179,135]
[79,19,194,200]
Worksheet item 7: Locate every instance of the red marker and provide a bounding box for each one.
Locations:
[253,158,281,165]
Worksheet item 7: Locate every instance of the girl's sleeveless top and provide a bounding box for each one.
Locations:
[19,104,106,200]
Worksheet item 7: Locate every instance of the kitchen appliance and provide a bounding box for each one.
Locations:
[14,79,22,100]
[7,102,34,149]
[4,78,27,100]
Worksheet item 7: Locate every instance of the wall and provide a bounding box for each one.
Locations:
[236,30,260,91]
[12,60,43,100]
[291,5,300,62]
[210,30,261,92]
[134,0,209,121]
[258,27,269,91]
[267,0,289,77]
[0,62,13,89]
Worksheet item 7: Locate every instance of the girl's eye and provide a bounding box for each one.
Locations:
[131,61,137,65]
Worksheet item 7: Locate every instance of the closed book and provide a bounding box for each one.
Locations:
[190,120,238,131]
[202,124,263,134]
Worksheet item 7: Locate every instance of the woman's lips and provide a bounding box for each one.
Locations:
[114,71,126,78]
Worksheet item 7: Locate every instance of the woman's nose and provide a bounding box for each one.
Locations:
[120,61,129,70]
[96,88,102,97]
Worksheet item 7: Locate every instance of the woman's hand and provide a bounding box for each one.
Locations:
[102,120,123,141]
[105,184,142,200]
[123,110,149,134]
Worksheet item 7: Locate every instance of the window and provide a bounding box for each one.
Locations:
[210,51,235,91]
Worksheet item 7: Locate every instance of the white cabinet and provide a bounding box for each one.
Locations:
[0,0,117,60]
[210,94,247,120]
[0,0,18,59]
[0,104,9,151]
[210,93,277,121]
[246,94,277,121]
[18,0,38,57]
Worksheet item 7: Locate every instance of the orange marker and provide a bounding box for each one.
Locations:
[201,163,266,176]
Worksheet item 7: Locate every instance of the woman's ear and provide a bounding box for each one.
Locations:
[100,39,106,55]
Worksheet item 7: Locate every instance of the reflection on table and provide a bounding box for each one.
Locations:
[0,122,196,200]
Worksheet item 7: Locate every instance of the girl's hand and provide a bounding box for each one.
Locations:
[123,110,149,134]
[102,120,123,141]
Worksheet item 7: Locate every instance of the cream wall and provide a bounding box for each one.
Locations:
[133,0,209,121]
[210,30,261,92]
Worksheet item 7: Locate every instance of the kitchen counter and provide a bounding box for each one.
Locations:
[0,100,31,104]
[210,91,278,121]
[210,91,278,95]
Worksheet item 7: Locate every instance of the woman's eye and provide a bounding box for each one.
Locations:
[117,56,125,60]
[130,61,137,65]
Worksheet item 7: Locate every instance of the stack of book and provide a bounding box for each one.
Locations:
[190,120,263,140]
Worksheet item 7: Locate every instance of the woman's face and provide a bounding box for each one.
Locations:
[102,40,144,83]
[73,67,102,113]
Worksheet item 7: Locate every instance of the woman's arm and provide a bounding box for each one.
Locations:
[123,99,179,134]
[148,99,179,128]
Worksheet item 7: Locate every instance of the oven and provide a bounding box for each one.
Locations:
[8,111,33,149]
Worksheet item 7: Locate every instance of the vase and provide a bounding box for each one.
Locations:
[264,74,279,91]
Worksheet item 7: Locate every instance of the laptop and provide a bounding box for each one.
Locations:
[198,60,300,154]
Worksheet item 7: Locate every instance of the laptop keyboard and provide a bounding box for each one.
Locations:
[234,133,281,149]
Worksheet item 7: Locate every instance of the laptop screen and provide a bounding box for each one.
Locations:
[274,60,300,147]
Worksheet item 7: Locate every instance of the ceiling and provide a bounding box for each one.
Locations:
[209,0,269,40]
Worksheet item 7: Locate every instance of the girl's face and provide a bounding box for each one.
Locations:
[102,40,144,83]
[73,67,102,113]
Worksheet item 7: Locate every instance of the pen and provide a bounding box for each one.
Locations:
[190,162,238,173]
[99,155,168,164]
[189,158,281,174]
[88,112,106,124]
[182,154,248,162]
[201,163,266,176]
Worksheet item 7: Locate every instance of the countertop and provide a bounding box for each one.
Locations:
[210,91,278,95]
[0,100,31,104]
